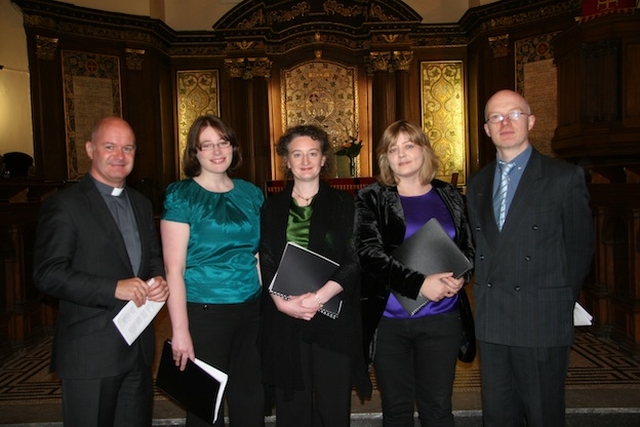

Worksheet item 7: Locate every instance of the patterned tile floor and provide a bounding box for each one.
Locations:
[1,309,640,424]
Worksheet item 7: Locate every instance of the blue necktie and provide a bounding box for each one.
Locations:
[494,160,515,231]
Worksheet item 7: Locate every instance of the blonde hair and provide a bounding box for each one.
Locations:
[376,120,439,186]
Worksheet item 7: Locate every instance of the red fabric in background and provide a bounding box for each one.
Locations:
[581,0,636,21]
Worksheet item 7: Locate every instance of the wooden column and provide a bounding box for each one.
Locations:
[224,57,272,191]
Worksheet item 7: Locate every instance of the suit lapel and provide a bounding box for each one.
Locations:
[79,177,134,275]
[473,162,501,249]
[499,150,544,236]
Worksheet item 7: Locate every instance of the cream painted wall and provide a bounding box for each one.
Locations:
[0,0,33,158]
[1,0,499,159]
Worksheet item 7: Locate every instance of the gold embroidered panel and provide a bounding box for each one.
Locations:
[61,50,122,180]
[176,70,220,174]
[420,61,467,186]
[280,60,359,178]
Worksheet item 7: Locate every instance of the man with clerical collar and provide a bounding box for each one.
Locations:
[34,116,169,427]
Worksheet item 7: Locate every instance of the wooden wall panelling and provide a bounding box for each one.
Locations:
[26,31,67,182]
[585,183,640,356]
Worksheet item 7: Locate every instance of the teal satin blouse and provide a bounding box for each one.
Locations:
[163,178,264,304]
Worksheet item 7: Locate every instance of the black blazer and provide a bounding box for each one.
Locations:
[354,180,475,358]
[466,148,594,347]
[259,180,369,396]
[33,175,165,379]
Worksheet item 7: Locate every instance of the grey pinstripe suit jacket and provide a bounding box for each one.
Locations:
[466,148,594,348]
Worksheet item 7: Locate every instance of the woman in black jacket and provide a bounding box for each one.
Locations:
[355,120,474,427]
[260,124,370,427]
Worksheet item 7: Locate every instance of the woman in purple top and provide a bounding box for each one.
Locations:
[354,120,474,427]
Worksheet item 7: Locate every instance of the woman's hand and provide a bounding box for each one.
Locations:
[419,272,463,301]
[170,331,195,372]
[272,293,319,321]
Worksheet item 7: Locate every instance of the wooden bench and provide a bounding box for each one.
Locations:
[265,177,376,197]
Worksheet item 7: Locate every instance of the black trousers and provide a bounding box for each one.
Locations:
[61,348,152,427]
[374,311,461,427]
[478,341,570,427]
[274,339,353,427]
[186,297,265,427]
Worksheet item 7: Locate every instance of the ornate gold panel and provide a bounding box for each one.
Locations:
[420,61,467,186]
[280,60,359,177]
[176,70,220,174]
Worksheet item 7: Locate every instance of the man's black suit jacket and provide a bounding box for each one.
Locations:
[466,148,594,348]
[33,175,165,379]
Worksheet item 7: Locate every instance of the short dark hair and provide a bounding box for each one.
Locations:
[182,115,242,177]
[276,124,333,179]
[376,120,439,186]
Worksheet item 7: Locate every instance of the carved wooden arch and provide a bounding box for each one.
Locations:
[214,0,422,57]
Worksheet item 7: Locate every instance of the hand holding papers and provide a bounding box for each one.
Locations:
[269,242,343,319]
[156,340,228,424]
[112,278,165,345]
[392,218,473,315]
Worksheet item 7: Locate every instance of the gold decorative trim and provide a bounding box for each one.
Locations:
[323,0,367,18]
[35,35,58,61]
[364,51,413,74]
[224,57,273,79]
[268,2,310,23]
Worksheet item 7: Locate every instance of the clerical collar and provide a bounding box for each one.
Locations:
[89,173,126,197]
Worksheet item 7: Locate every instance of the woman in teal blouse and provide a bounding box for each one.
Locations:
[161,115,265,427]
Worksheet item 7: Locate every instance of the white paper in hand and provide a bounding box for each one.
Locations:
[573,302,593,326]
[113,278,165,345]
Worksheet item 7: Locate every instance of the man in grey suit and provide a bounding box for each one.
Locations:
[34,116,169,427]
[466,90,594,427]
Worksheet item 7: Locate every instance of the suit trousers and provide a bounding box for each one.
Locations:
[374,310,461,427]
[478,341,571,427]
[274,339,353,427]
[186,297,265,427]
[61,346,152,427]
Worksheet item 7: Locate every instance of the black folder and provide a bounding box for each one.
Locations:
[392,218,473,315]
[155,340,228,424]
[268,242,343,319]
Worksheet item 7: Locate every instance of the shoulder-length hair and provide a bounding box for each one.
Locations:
[276,124,333,180]
[182,115,243,177]
[376,120,439,186]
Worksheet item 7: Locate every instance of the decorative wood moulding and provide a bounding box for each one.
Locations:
[125,48,145,71]
[460,0,581,42]
[365,51,413,74]
[35,35,58,60]
[15,0,581,60]
[488,34,509,58]
[224,57,273,79]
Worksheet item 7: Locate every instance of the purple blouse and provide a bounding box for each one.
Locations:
[383,188,460,319]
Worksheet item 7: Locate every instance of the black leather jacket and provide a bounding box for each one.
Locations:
[354,179,475,362]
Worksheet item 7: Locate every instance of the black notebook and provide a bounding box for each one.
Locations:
[392,218,473,315]
[268,242,343,319]
[155,340,228,424]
